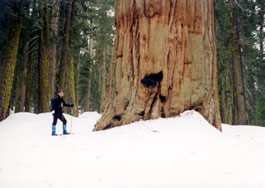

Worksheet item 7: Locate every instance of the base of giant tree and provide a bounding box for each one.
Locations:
[93,0,221,131]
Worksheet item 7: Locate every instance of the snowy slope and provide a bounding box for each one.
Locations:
[0,111,264,188]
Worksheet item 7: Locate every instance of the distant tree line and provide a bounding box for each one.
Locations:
[215,0,265,126]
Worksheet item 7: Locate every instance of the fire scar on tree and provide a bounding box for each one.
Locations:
[93,0,221,131]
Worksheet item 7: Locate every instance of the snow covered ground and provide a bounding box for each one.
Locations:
[0,111,264,188]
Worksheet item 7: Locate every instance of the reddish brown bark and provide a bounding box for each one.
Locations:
[94,0,221,131]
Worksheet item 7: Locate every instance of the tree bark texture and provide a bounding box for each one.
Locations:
[25,49,33,112]
[94,0,221,131]
[230,1,248,125]
[85,37,93,112]
[38,0,50,113]
[49,0,59,97]
[0,1,23,120]
[17,43,29,112]
[75,47,81,116]
[220,69,233,124]
[100,46,106,113]
[58,0,76,115]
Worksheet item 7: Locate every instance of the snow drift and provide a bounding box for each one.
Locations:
[0,110,264,188]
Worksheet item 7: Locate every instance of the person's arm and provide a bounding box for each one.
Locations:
[62,99,74,107]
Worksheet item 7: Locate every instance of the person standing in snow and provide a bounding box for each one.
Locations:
[50,90,74,136]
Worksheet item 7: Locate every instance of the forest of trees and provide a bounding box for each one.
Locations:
[215,0,265,126]
[0,0,114,120]
[0,0,264,128]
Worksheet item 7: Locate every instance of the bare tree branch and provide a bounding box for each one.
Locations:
[233,0,248,12]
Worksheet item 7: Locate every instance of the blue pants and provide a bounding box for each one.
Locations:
[52,113,67,134]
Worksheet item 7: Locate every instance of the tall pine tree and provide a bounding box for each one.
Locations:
[0,0,24,120]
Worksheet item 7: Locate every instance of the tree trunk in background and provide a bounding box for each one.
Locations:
[100,46,106,113]
[49,0,59,97]
[221,89,226,122]
[38,0,43,113]
[0,1,24,120]
[221,69,233,124]
[58,0,76,115]
[75,47,80,116]
[256,0,264,125]
[85,37,93,112]
[25,0,38,113]
[25,49,33,112]
[94,0,221,131]
[230,0,248,125]
[258,1,264,78]
[17,43,29,112]
[98,52,102,108]
[38,0,50,113]
[15,74,26,112]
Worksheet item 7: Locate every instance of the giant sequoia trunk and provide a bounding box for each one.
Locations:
[0,1,23,120]
[94,0,221,131]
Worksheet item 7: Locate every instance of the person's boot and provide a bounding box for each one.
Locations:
[52,125,57,136]
[63,124,70,135]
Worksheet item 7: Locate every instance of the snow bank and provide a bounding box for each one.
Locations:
[79,111,101,120]
[0,111,264,188]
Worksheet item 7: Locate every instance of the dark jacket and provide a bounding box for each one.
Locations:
[53,95,73,114]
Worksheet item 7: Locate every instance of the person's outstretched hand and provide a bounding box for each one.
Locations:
[70,104,74,107]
